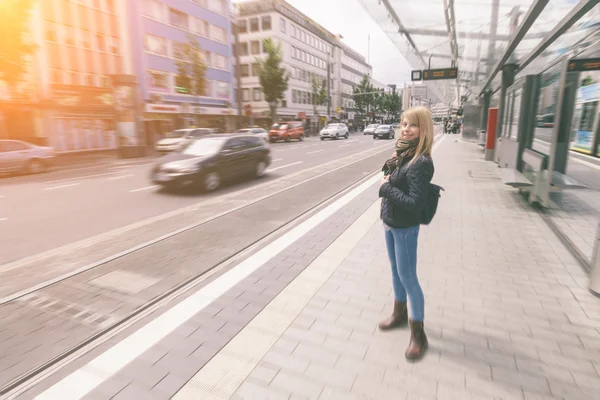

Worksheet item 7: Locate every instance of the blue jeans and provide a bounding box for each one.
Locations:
[384,224,424,322]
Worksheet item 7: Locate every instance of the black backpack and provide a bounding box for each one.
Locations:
[421,183,444,225]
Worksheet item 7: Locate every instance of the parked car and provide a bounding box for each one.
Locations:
[320,123,349,140]
[0,139,55,175]
[269,121,304,142]
[151,134,271,191]
[373,125,395,139]
[155,128,216,154]
[363,124,379,135]
[235,127,269,143]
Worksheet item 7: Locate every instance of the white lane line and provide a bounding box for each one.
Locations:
[34,164,385,400]
[271,158,283,162]
[0,218,7,222]
[307,150,325,155]
[45,173,115,184]
[129,185,158,193]
[43,183,80,191]
[339,144,351,148]
[267,161,303,172]
[107,174,134,180]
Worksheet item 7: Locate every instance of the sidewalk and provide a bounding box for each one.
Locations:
[31,136,600,400]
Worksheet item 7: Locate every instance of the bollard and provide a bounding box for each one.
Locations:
[484,108,498,161]
[589,222,600,297]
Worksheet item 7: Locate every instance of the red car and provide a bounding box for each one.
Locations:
[269,121,304,142]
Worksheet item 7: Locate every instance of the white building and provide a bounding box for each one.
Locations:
[336,42,372,121]
[235,0,337,122]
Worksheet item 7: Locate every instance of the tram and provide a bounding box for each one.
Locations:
[571,82,600,157]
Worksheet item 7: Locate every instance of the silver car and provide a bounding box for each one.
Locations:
[320,123,349,140]
[0,139,55,174]
[363,124,379,135]
[155,128,216,154]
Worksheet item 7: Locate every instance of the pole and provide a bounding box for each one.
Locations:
[233,21,243,129]
[486,0,499,77]
[327,51,331,120]
[367,34,370,64]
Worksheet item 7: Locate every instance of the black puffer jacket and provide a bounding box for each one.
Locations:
[379,154,434,228]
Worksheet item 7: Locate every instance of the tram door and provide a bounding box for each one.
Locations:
[571,84,600,157]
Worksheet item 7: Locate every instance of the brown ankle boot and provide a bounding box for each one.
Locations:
[378,301,408,330]
[405,320,428,360]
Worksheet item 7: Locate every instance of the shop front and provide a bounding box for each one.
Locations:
[46,84,117,153]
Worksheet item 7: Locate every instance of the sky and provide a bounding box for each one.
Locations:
[232,0,412,86]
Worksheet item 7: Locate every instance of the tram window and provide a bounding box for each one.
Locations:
[579,102,597,131]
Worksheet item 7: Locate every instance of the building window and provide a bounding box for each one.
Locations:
[240,64,249,77]
[215,81,229,99]
[238,19,247,34]
[172,41,186,59]
[240,42,248,56]
[85,74,96,87]
[202,50,212,66]
[169,8,188,30]
[193,18,209,36]
[252,87,261,102]
[143,0,164,21]
[242,88,250,101]
[148,70,169,91]
[64,26,75,46]
[95,35,106,52]
[251,63,260,76]
[108,37,119,54]
[251,40,260,55]
[208,0,225,15]
[100,75,110,88]
[292,25,296,38]
[214,54,227,70]
[211,25,226,43]
[249,18,259,32]
[145,35,167,55]
[292,89,297,103]
[261,16,271,31]
[67,71,79,85]
[81,30,91,49]
[45,22,57,42]
[280,18,286,33]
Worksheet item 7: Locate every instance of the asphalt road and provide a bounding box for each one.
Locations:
[0,134,395,265]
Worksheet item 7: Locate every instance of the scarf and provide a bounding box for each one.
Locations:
[382,138,419,175]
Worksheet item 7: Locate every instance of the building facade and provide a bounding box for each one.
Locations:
[130,0,236,138]
[235,0,341,124]
[335,42,372,121]
[25,0,127,152]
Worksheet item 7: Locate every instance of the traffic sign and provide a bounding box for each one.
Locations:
[411,70,422,81]
[568,58,600,72]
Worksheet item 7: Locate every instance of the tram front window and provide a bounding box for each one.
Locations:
[571,70,600,156]
[532,64,562,155]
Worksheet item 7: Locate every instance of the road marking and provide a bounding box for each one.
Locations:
[45,173,115,184]
[271,158,283,162]
[0,218,7,222]
[43,183,80,191]
[33,131,446,400]
[34,165,385,400]
[129,185,158,193]
[307,150,325,155]
[107,174,134,180]
[339,144,351,148]
[267,161,303,172]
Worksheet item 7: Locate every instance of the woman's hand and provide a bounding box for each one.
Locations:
[382,174,390,184]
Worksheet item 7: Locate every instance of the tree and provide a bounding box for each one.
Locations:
[581,75,595,87]
[175,35,207,124]
[257,38,289,123]
[0,0,36,96]
[383,92,402,122]
[311,76,327,117]
[352,75,377,122]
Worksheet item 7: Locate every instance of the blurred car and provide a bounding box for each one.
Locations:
[320,123,349,140]
[0,139,55,175]
[155,128,216,154]
[373,125,395,139]
[235,127,269,143]
[151,134,271,191]
[363,124,379,135]
[269,121,304,142]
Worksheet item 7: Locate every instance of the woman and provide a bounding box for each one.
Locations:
[378,106,435,361]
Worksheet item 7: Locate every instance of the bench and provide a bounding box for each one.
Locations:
[498,149,546,188]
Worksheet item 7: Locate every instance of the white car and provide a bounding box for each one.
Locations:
[363,124,379,135]
[155,128,216,154]
[0,139,55,174]
[235,128,269,143]
[320,123,349,140]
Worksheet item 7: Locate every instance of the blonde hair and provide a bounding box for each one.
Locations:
[402,106,434,165]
